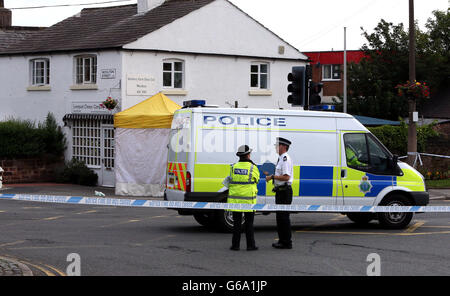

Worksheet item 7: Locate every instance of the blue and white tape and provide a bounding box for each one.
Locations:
[1,193,450,213]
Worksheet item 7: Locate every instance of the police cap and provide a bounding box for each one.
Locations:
[276,137,292,146]
[236,145,253,156]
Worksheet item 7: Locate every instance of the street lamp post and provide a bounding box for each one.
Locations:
[407,0,417,167]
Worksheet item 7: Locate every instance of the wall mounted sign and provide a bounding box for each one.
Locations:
[101,69,116,79]
[72,102,111,114]
[126,74,156,96]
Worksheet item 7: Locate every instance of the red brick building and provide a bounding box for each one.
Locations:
[303,50,365,103]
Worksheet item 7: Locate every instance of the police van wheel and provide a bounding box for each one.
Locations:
[377,195,413,229]
[214,210,244,233]
[346,213,374,225]
[193,213,215,228]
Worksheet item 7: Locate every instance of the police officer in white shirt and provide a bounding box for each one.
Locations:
[265,137,293,249]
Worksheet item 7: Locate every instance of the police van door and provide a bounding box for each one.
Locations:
[340,131,394,205]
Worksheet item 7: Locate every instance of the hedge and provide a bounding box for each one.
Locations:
[0,113,66,159]
[368,121,439,156]
[55,158,98,186]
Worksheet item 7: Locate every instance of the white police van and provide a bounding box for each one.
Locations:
[165,100,428,232]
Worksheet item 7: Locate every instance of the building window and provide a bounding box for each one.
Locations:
[322,64,341,80]
[250,63,269,89]
[31,58,50,86]
[163,60,184,89]
[75,55,97,84]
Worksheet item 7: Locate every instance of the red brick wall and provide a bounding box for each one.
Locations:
[311,65,343,97]
[0,158,63,184]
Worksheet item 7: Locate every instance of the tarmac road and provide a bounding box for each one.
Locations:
[1,196,450,276]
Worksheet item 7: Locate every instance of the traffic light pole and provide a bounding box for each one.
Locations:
[304,79,310,110]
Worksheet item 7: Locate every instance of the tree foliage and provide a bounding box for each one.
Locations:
[337,9,449,120]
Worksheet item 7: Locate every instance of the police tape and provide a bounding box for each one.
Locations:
[1,193,450,213]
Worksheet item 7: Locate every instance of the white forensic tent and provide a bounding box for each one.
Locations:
[114,93,181,196]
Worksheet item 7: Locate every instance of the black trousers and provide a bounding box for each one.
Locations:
[275,186,293,246]
[231,211,256,249]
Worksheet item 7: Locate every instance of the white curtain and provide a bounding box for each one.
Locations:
[115,128,170,197]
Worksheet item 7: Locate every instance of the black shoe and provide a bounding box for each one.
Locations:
[247,246,258,251]
[272,242,292,249]
[230,246,240,251]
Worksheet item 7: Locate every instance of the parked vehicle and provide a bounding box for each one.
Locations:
[165,101,429,231]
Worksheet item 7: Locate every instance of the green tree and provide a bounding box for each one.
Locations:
[337,9,449,120]
[38,112,67,158]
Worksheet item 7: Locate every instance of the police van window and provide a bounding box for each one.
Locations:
[367,134,391,174]
[344,133,392,174]
[343,133,369,170]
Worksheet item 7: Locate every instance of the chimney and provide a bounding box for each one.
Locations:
[0,0,12,28]
[137,0,166,14]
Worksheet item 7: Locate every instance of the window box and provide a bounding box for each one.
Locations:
[161,90,188,96]
[27,85,51,91]
[70,84,98,90]
[248,90,272,96]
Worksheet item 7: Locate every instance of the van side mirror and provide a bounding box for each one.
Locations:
[391,155,402,175]
[393,155,398,164]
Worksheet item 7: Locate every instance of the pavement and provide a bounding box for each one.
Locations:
[0,182,449,276]
[428,189,450,200]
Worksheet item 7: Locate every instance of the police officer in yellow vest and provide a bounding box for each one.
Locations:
[224,145,260,251]
[345,144,368,167]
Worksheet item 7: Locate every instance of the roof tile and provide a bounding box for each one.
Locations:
[0,0,215,54]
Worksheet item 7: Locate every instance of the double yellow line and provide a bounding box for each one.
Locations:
[0,255,66,276]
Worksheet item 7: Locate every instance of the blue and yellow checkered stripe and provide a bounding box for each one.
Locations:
[194,164,340,197]
[193,164,425,197]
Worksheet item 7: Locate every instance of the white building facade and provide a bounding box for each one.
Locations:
[0,0,308,186]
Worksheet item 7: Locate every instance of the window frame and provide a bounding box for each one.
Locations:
[343,132,394,175]
[250,62,270,90]
[30,58,50,86]
[162,59,185,89]
[74,55,97,85]
[322,64,341,81]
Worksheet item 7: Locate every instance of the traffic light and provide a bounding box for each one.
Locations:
[309,82,323,106]
[287,66,307,106]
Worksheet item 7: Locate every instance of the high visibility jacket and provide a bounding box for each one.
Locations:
[346,147,366,167]
[227,161,260,212]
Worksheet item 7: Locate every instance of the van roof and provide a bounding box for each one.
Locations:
[182,107,353,118]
